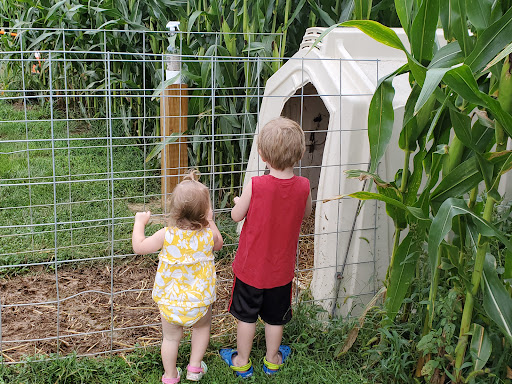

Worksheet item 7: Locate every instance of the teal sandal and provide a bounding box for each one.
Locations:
[219,349,253,378]
[263,345,291,375]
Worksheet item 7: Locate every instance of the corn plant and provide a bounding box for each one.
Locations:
[1,1,350,197]
[319,0,512,381]
[0,0,174,140]
[1,0,400,202]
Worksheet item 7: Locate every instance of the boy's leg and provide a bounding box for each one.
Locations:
[227,278,260,367]
[161,316,184,379]
[264,323,284,365]
[189,307,212,368]
[259,281,292,367]
[232,320,256,367]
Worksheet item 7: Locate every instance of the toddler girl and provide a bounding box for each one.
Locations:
[132,170,223,383]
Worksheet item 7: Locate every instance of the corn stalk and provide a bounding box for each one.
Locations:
[335,1,512,381]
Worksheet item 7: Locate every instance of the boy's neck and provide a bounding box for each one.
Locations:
[267,165,295,179]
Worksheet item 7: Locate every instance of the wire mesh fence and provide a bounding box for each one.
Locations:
[0,28,383,364]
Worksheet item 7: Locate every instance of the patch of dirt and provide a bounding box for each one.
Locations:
[0,214,315,362]
[10,101,35,111]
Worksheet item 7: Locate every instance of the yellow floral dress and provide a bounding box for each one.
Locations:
[152,226,216,326]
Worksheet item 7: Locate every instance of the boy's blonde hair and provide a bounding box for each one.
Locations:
[168,170,210,230]
[257,117,305,170]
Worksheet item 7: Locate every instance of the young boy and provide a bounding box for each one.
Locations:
[220,117,312,377]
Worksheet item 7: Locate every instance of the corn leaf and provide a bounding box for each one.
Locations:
[449,108,473,150]
[354,0,372,20]
[145,134,179,163]
[307,0,336,25]
[485,42,512,70]
[428,200,512,310]
[151,74,181,99]
[482,254,512,345]
[469,323,492,372]
[466,0,493,33]
[45,0,67,22]
[283,0,307,31]
[415,68,449,114]
[449,0,472,56]
[439,0,453,40]
[394,0,414,34]
[410,0,439,62]
[187,10,205,32]
[465,6,512,73]
[444,65,512,138]
[368,78,395,173]
[366,64,410,172]
[341,20,407,51]
[428,41,464,69]
[331,190,429,221]
[430,157,482,202]
[385,233,422,321]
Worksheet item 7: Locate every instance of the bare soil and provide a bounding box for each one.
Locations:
[1,215,315,362]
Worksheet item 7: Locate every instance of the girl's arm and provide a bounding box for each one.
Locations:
[132,211,165,255]
[231,180,252,222]
[208,210,224,251]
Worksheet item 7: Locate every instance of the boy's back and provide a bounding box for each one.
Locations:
[221,117,312,378]
[233,174,310,289]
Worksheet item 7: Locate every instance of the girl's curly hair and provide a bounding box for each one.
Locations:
[168,170,210,230]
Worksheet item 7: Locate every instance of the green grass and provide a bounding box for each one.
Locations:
[0,304,376,384]
[0,100,239,271]
[0,100,147,266]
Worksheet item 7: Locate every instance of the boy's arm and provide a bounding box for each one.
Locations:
[208,210,224,251]
[304,191,312,219]
[132,211,165,255]
[231,181,252,222]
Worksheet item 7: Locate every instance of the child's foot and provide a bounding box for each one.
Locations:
[219,349,253,378]
[231,353,247,367]
[186,361,207,381]
[263,345,291,375]
[162,367,182,383]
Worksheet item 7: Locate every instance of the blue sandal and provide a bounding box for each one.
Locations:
[219,349,253,378]
[263,345,291,375]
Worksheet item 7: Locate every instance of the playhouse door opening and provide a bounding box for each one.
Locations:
[281,83,329,201]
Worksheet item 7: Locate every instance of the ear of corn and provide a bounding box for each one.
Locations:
[496,54,512,152]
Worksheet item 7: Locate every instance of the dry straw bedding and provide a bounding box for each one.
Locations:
[1,215,315,362]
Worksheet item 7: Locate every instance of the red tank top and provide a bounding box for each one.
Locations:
[232,175,310,289]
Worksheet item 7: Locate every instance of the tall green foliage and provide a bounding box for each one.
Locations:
[334,0,512,382]
[0,0,399,201]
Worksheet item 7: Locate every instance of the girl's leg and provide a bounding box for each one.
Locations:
[232,320,256,367]
[189,307,212,368]
[264,323,284,365]
[161,315,184,379]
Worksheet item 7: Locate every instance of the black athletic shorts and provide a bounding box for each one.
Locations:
[228,277,293,325]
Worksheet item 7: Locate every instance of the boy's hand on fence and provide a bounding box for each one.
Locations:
[134,211,151,226]
[233,196,240,205]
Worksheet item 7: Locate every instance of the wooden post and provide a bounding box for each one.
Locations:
[160,83,188,209]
